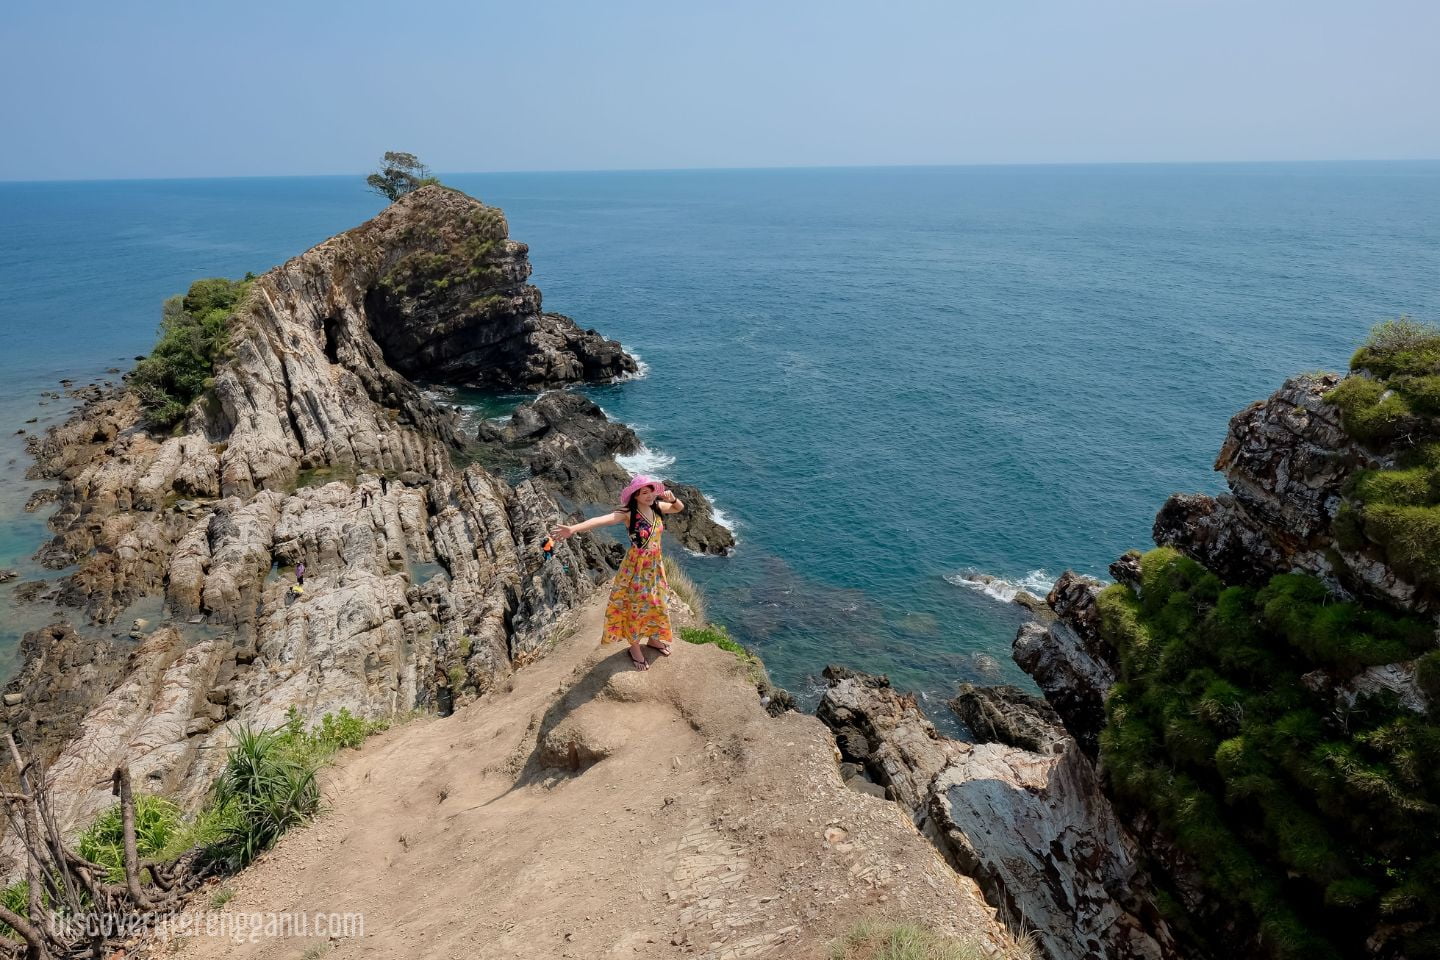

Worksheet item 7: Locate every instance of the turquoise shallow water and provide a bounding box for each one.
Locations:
[2,164,1438,715]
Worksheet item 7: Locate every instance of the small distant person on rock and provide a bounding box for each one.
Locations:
[550,474,684,671]
[296,561,305,587]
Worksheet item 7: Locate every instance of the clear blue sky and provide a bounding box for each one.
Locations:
[3,0,1436,181]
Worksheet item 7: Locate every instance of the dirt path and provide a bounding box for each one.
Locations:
[160,592,1013,960]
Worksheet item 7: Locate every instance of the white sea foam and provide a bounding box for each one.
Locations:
[944,568,1057,604]
[613,351,650,382]
[709,505,738,533]
[616,444,675,477]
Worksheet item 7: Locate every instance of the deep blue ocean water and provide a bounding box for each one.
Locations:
[2,164,1438,714]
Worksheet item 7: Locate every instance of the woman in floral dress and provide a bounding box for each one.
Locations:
[550,474,685,670]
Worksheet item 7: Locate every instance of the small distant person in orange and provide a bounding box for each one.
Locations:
[550,475,684,671]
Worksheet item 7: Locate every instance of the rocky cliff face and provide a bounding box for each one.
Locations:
[0,186,707,839]
[817,668,1178,960]
[1002,368,1440,960]
[1154,372,1429,614]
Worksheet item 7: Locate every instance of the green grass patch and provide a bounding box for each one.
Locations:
[829,920,1025,960]
[1323,323,1440,592]
[680,623,771,685]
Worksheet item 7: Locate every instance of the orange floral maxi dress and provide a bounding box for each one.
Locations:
[602,510,674,647]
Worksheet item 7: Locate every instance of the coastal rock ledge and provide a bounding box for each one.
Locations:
[817,667,1179,960]
[2,186,710,840]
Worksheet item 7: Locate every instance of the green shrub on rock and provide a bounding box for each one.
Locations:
[1349,317,1440,381]
[1097,547,1440,960]
[130,276,251,430]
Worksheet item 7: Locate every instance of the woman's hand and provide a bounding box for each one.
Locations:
[551,524,576,540]
[659,490,676,503]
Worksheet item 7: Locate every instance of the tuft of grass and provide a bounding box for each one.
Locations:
[662,554,706,623]
[829,920,1030,960]
[1350,317,1440,380]
[680,623,749,659]
[204,723,322,871]
[0,881,32,942]
[210,886,235,908]
[680,623,774,690]
[78,794,186,885]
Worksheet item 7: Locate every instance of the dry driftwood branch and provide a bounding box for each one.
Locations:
[110,768,154,913]
[0,737,209,958]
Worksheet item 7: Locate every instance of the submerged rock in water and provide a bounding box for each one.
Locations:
[948,682,1064,753]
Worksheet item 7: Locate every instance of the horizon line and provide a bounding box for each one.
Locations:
[3,156,1440,187]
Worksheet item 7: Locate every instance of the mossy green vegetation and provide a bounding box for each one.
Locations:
[1327,317,1440,444]
[1322,320,1440,597]
[380,206,510,300]
[130,277,252,430]
[1098,547,1440,959]
[1338,440,1440,588]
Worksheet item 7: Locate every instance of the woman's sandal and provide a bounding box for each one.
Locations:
[646,641,672,657]
[629,647,650,671]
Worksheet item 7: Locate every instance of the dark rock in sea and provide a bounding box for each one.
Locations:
[949,682,1064,753]
[1011,573,1117,759]
[0,569,17,583]
[475,389,735,556]
[24,488,57,512]
[759,684,796,717]
[13,581,48,604]
[361,197,636,389]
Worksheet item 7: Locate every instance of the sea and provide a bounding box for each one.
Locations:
[2,163,1437,718]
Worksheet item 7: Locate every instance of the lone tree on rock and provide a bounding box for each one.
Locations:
[367,151,439,201]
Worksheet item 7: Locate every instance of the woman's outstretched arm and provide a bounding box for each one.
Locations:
[551,509,626,540]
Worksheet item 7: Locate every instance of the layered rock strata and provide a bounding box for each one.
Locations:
[1153,373,1431,613]
[1,186,674,838]
[817,667,1179,960]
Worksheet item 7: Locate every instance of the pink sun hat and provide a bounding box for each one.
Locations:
[619,474,667,507]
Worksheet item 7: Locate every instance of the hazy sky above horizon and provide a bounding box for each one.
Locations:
[3,0,1437,181]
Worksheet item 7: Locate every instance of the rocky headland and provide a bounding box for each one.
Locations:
[1,184,732,844]
[4,185,1437,960]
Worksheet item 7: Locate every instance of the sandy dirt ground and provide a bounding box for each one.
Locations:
[156,590,1013,960]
